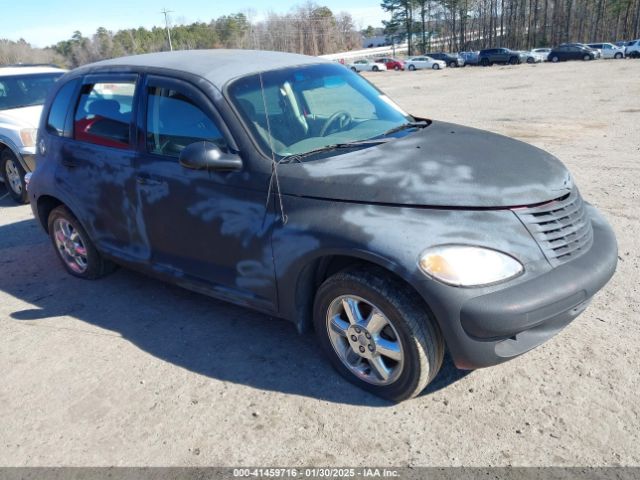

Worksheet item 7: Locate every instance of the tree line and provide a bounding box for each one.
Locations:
[1,2,361,67]
[382,0,640,55]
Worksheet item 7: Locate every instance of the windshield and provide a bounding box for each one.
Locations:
[228,63,414,158]
[0,73,63,110]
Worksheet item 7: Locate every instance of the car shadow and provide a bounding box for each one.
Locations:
[0,216,471,405]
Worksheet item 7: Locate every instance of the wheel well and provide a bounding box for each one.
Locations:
[36,195,64,233]
[294,255,431,335]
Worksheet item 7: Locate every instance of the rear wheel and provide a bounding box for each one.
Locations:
[48,205,116,279]
[1,150,28,204]
[313,268,444,402]
[481,57,490,66]
[551,55,559,62]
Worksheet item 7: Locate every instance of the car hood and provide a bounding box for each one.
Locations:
[278,120,572,208]
[0,105,42,128]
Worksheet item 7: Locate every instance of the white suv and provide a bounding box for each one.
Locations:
[626,39,640,58]
[0,65,66,203]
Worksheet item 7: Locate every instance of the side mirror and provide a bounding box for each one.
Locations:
[179,141,242,172]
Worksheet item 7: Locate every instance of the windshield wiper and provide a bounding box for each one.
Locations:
[280,138,390,163]
[382,121,429,136]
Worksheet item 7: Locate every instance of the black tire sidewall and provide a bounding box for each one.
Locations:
[1,151,28,203]
[47,206,105,279]
[313,271,437,401]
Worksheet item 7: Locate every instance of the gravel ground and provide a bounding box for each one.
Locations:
[0,59,638,467]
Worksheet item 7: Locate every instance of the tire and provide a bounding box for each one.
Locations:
[526,57,534,63]
[350,67,357,72]
[394,65,400,71]
[372,65,379,72]
[449,61,457,68]
[614,52,623,59]
[509,56,518,65]
[432,63,440,70]
[47,205,116,280]
[583,54,591,61]
[551,55,559,63]
[408,64,416,71]
[481,57,490,66]
[313,267,444,402]
[1,149,28,204]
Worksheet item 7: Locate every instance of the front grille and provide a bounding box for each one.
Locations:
[513,189,593,266]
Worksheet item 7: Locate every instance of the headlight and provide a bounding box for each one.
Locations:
[19,128,38,148]
[419,245,523,287]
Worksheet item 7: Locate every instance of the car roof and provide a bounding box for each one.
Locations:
[75,49,329,89]
[0,66,67,77]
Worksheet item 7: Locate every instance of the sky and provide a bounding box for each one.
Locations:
[2,0,387,48]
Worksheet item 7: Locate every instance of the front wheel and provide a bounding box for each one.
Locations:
[372,65,379,72]
[408,64,416,71]
[313,268,444,402]
[527,57,534,63]
[351,67,357,72]
[1,150,28,204]
[449,61,457,68]
[583,54,592,61]
[614,52,623,59]
[48,205,117,279]
[432,63,440,70]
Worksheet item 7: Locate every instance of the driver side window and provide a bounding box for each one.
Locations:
[146,86,226,158]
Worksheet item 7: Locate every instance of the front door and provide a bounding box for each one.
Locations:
[135,75,277,311]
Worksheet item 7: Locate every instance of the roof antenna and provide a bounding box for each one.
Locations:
[259,72,288,224]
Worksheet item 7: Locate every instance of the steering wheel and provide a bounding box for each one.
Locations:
[320,110,352,137]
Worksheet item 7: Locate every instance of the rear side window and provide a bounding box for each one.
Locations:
[74,81,136,149]
[146,86,226,157]
[47,79,79,136]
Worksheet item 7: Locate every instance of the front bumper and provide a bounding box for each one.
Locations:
[424,206,617,369]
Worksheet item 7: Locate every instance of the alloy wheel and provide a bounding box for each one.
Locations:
[53,218,88,274]
[326,295,404,386]
[4,158,22,195]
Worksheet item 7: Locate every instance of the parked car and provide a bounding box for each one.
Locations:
[587,43,625,59]
[0,65,66,203]
[425,52,465,68]
[405,56,447,70]
[615,41,630,48]
[29,50,617,401]
[459,51,480,65]
[478,48,527,66]
[548,45,598,62]
[559,43,602,58]
[347,59,387,72]
[522,50,545,63]
[531,48,552,60]
[375,57,405,71]
[625,39,640,58]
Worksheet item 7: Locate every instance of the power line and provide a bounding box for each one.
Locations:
[161,8,174,51]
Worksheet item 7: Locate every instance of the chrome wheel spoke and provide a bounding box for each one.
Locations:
[368,355,391,382]
[364,310,387,335]
[376,338,402,362]
[341,298,362,325]
[345,347,362,366]
[330,315,349,337]
[74,245,87,257]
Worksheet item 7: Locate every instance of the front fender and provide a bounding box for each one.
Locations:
[272,196,550,332]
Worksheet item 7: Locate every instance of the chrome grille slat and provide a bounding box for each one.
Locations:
[513,189,593,267]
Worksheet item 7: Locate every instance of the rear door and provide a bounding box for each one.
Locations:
[135,74,277,311]
[56,73,142,258]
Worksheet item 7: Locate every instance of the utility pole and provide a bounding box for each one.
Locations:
[161,8,174,51]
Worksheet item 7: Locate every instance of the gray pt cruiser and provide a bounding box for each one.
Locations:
[28,50,617,401]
